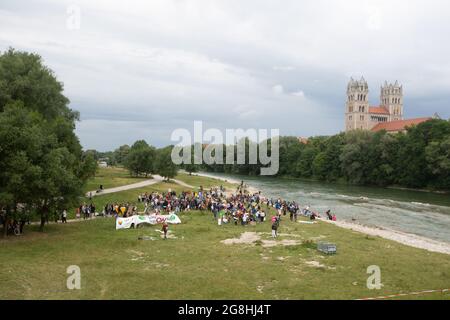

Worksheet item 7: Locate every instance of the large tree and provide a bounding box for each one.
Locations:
[124,140,156,177]
[155,146,178,181]
[0,48,95,234]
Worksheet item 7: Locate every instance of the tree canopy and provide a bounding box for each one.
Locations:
[0,48,96,234]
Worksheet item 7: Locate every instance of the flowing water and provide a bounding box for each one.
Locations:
[202,172,450,244]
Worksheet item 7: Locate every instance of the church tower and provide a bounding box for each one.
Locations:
[345,77,370,131]
[381,81,403,121]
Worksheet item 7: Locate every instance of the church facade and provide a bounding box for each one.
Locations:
[344,78,433,133]
[345,77,405,131]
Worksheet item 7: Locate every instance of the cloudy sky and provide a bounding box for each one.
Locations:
[1,0,449,151]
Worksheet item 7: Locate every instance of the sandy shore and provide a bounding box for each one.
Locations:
[195,172,450,256]
[324,219,450,255]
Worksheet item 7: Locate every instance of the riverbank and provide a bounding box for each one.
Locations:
[192,172,450,256]
[325,220,450,255]
[193,172,260,195]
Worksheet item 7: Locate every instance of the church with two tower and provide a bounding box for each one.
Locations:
[344,77,431,133]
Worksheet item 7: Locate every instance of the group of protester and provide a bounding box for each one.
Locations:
[2,178,336,238]
[75,203,97,220]
[101,182,338,239]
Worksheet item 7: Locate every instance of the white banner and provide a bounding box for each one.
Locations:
[116,214,182,230]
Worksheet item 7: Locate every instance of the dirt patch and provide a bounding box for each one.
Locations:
[221,232,261,245]
[305,260,326,268]
[222,232,303,247]
[128,250,145,257]
[261,239,302,248]
[260,232,303,238]
[155,229,177,239]
[144,262,170,270]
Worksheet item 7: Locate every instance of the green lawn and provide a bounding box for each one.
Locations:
[1,181,450,300]
[84,166,148,192]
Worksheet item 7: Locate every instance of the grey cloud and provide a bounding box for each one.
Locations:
[1,0,449,151]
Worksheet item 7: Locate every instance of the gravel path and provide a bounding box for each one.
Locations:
[85,176,163,198]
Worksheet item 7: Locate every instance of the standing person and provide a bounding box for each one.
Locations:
[271,218,279,238]
[90,203,96,218]
[162,221,169,240]
[326,210,333,220]
[260,210,266,222]
[62,210,67,224]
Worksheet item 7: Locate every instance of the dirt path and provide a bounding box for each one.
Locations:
[86,176,164,198]
[86,175,196,198]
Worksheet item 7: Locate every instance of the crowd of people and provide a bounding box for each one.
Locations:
[3,179,336,237]
[90,182,337,238]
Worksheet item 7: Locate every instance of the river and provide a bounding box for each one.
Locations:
[200,172,450,244]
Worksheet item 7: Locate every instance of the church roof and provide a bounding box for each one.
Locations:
[369,106,390,115]
[371,117,432,132]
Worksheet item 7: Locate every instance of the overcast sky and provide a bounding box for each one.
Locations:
[1,0,450,151]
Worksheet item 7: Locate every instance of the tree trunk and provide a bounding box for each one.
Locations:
[2,206,11,238]
[2,217,7,238]
[39,213,46,232]
[39,205,49,232]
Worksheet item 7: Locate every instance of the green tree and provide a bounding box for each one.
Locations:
[0,48,93,234]
[124,140,156,177]
[114,144,130,165]
[426,136,450,189]
[155,146,178,181]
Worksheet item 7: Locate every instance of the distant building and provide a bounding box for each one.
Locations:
[98,161,108,168]
[298,137,309,144]
[371,117,432,134]
[345,77,431,133]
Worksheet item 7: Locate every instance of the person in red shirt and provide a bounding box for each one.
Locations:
[162,221,169,240]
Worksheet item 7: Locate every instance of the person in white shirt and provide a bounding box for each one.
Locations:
[62,210,67,223]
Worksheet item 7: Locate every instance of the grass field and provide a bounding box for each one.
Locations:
[84,166,147,192]
[1,174,450,300]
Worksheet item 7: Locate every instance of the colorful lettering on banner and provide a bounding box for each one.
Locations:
[116,214,181,230]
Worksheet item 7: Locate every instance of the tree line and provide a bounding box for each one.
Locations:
[193,120,450,190]
[98,117,450,191]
